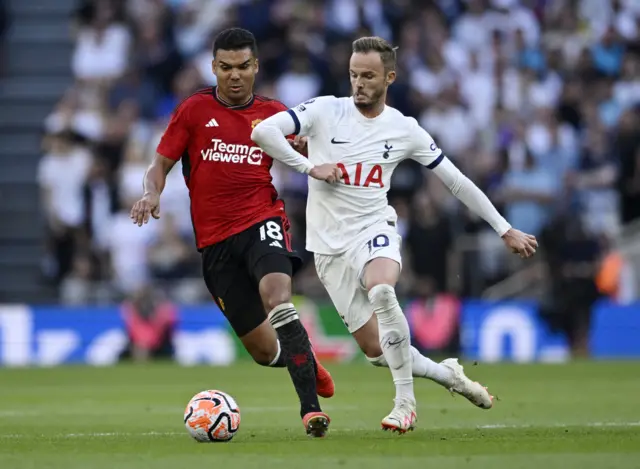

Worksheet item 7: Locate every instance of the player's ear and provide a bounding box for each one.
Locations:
[211,59,217,78]
[253,58,259,74]
[385,70,396,87]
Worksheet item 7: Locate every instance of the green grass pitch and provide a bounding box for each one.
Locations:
[1,361,639,468]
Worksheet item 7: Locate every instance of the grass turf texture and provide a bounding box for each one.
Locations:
[0,361,639,469]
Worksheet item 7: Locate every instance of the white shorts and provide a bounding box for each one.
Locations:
[314,222,402,333]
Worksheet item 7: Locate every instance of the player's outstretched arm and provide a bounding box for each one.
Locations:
[432,158,538,258]
[130,153,176,226]
[409,120,537,258]
[252,112,341,183]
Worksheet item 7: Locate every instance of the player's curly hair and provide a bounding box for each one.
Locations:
[352,36,398,72]
[213,28,258,57]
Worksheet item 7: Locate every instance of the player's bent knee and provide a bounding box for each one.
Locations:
[250,349,277,366]
[368,284,399,311]
[363,258,400,290]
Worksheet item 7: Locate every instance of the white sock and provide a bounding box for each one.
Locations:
[368,284,414,402]
[410,347,454,387]
[367,347,454,387]
[268,340,282,367]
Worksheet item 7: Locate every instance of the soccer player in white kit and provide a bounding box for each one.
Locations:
[252,36,538,433]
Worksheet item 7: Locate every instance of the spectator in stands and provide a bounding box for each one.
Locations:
[616,107,640,224]
[540,211,603,358]
[495,147,559,238]
[38,130,92,284]
[82,154,119,278]
[107,195,158,297]
[72,0,131,86]
[120,286,177,362]
[147,213,195,283]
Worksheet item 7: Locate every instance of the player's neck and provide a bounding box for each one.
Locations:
[354,100,386,119]
[216,87,254,108]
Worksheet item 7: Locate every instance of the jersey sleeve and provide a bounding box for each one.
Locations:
[286,96,336,137]
[407,117,445,169]
[269,100,296,140]
[156,99,192,161]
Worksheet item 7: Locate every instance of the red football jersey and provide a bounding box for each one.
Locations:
[157,87,291,250]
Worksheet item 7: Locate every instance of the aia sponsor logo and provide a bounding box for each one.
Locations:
[201,138,263,165]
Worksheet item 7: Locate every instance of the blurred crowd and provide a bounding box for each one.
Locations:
[38,0,640,307]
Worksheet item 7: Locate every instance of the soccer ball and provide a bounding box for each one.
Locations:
[184,390,241,442]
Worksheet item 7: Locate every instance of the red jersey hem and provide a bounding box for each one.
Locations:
[195,207,288,250]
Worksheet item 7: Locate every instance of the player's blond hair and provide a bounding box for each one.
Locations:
[352,36,398,72]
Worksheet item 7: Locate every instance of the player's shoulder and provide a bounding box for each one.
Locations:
[253,94,290,114]
[295,95,342,112]
[168,87,215,121]
[176,87,215,111]
[383,104,414,124]
[378,106,420,135]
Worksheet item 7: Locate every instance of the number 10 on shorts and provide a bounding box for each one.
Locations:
[367,234,389,253]
[260,221,284,248]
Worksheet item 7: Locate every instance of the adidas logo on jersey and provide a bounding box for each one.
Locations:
[269,240,282,248]
[205,118,219,127]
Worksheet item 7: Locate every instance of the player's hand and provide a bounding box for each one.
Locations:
[502,228,538,258]
[288,136,308,156]
[130,192,160,226]
[309,163,342,184]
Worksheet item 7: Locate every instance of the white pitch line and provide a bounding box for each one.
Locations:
[0,405,359,418]
[1,422,639,439]
[477,422,640,429]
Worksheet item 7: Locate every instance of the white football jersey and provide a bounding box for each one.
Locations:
[287,96,444,255]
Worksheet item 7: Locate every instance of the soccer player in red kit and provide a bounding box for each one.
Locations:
[129,28,334,437]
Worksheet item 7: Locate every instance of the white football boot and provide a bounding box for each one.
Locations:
[381,398,417,434]
[440,358,494,409]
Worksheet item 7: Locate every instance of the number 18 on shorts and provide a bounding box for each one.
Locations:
[259,220,287,249]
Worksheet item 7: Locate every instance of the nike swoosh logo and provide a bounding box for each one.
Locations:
[331,138,349,144]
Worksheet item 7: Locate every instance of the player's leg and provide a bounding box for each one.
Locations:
[354,316,493,409]
[316,242,493,412]
[361,256,418,432]
[254,256,330,437]
[202,239,334,402]
[201,243,283,367]
[316,249,454,385]
[249,217,331,437]
[349,314,452,384]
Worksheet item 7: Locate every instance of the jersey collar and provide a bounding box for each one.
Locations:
[213,86,255,110]
[350,97,388,123]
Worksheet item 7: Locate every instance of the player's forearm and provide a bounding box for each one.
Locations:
[143,155,174,196]
[251,113,314,174]
[433,158,511,236]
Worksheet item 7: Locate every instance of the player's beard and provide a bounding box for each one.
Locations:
[353,87,385,111]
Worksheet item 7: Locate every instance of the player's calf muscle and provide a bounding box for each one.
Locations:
[240,322,280,366]
[258,272,292,311]
[352,316,384,358]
